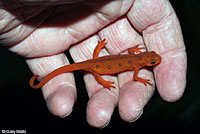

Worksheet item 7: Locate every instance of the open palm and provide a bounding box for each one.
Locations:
[0,0,187,128]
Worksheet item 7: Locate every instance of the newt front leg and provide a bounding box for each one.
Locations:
[128,45,145,54]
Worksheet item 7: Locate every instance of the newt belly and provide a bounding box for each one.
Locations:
[29,39,161,90]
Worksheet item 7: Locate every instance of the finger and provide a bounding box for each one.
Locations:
[118,70,154,122]
[21,0,84,5]
[99,17,144,55]
[26,53,77,117]
[9,0,133,57]
[70,35,119,128]
[99,17,155,122]
[127,0,187,101]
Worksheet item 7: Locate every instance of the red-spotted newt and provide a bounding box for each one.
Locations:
[29,39,161,90]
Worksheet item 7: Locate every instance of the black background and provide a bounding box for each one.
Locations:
[0,0,199,133]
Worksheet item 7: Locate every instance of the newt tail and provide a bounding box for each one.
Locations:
[29,62,89,89]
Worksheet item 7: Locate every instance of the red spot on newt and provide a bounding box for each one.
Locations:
[29,39,161,90]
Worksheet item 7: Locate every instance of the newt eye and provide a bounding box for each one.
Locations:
[151,60,156,64]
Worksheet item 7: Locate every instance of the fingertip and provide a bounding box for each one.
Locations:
[46,86,77,117]
[157,81,185,102]
[118,83,152,122]
[86,89,116,128]
[155,56,186,102]
[87,105,111,128]
[128,110,143,123]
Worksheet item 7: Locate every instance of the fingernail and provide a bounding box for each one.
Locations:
[100,121,110,129]
[60,109,73,118]
[129,110,143,123]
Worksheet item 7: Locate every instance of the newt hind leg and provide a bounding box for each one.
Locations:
[133,69,153,86]
[92,71,115,90]
[93,39,107,59]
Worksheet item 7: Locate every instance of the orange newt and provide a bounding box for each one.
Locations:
[29,39,161,90]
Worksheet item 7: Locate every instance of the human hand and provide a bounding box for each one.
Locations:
[0,0,187,128]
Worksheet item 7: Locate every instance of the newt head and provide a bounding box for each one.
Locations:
[139,51,161,67]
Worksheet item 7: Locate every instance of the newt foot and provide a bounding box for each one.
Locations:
[103,81,115,90]
[139,79,153,86]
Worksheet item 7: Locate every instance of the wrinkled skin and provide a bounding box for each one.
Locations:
[0,0,187,128]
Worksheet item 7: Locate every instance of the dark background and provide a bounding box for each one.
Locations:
[0,0,199,133]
